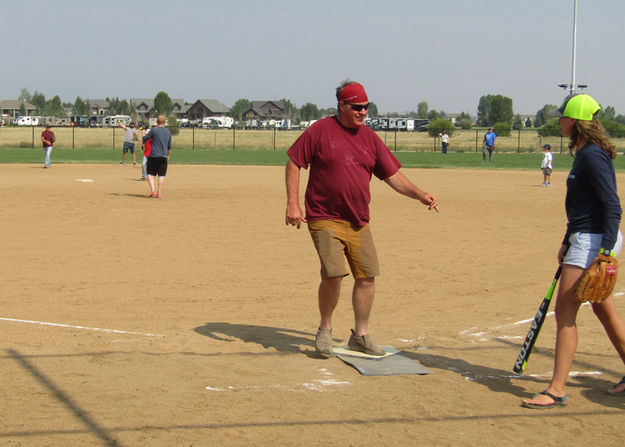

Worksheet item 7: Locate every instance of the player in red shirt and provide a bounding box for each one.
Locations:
[285,81,439,357]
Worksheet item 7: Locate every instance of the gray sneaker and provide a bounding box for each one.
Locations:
[348,329,385,356]
[315,328,334,357]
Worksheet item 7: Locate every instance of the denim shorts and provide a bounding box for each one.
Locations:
[563,231,623,269]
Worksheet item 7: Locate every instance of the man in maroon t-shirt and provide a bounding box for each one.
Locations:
[285,81,439,357]
[41,125,55,168]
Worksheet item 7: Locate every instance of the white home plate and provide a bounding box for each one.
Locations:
[74,179,94,183]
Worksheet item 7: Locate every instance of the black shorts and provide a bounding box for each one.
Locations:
[146,157,168,177]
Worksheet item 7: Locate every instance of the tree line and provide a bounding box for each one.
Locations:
[15,88,625,138]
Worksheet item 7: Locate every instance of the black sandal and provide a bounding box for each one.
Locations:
[521,390,567,409]
[608,376,625,396]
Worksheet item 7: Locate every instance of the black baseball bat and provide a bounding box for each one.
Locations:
[513,266,562,374]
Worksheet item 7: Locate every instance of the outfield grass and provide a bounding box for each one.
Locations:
[5,126,625,153]
[4,147,624,171]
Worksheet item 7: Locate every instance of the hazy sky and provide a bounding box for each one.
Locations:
[2,0,624,115]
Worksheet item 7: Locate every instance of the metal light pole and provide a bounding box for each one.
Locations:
[569,0,578,94]
[558,0,586,94]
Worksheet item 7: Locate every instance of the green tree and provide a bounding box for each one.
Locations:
[454,112,473,130]
[477,94,513,126]
[42,95,65,116]
[601,119,625,138]
[230,98,252,122]
[154,91,173,115]
[512,114,523,130]
[72,97,90,115]
[534,104,557,128]
[31,91,46,113]
[107,97,132,115]
[537,119,561,137]
[427,118,454,137]
[492,121,512,137]
[417,101,429,119]
[279,98,298,122]
[18,88,32,103]
[367,102,379,117]
[600,105,616,121]
[456,118,472,130]
[525,117,533,128]
[427,110,440,120]
[300,102,320,121]
[167,114,180,135]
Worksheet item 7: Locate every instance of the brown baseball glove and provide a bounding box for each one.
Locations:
[575,254,618,303]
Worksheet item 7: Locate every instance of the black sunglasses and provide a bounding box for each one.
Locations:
[345,102,370,112]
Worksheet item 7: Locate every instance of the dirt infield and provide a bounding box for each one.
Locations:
[2,163,625,446]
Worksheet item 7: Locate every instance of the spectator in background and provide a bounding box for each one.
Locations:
[41,125,55,168]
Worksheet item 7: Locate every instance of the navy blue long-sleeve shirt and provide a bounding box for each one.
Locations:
[564,143,622,250]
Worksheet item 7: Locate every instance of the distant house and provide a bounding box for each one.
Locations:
[0,99,37,123]
[242,101,284,121]
[186,99,230,120]
[89,99,111,116]
[131,98,186,121]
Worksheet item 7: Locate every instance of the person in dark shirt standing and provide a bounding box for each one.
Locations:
[41,125,55,168]
[522,93,625,409]
[142,115,172,198]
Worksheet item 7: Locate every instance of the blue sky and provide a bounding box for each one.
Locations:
[2,0,624,115]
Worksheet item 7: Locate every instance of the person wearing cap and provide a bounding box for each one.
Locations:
[285,80,439,357]
[522,93,625,409]
[482,128,497,162]
[119,120,138,166]
[541,144,553,186]
[41,124,55,168]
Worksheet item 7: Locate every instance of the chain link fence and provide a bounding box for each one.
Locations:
[2,125,624,154]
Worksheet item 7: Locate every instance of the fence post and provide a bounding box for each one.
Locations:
[475,127,478,152]
[394,129,397,152]
[517,128,520,153]
[192,126,195,150]
[72,125,75,149]
[273,127,276,150]
[232,126,236,150]
[113,126,115,150]
[32,126,35,148]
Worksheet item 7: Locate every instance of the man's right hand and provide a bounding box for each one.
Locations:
[285,203,306,229]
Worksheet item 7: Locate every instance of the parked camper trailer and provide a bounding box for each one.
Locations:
[202,116,234,128]
[101,115,131,127]
[13,116,40,126]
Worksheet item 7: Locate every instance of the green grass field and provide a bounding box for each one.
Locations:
[4,147,623,171]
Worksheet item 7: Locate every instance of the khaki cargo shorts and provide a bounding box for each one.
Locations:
[307,219,380,279]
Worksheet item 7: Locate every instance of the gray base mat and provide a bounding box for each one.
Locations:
[335,346,431,376]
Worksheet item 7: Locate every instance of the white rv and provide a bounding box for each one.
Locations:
[102,115,132,127]
[14,116,40,126]
[202,116,234,128]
